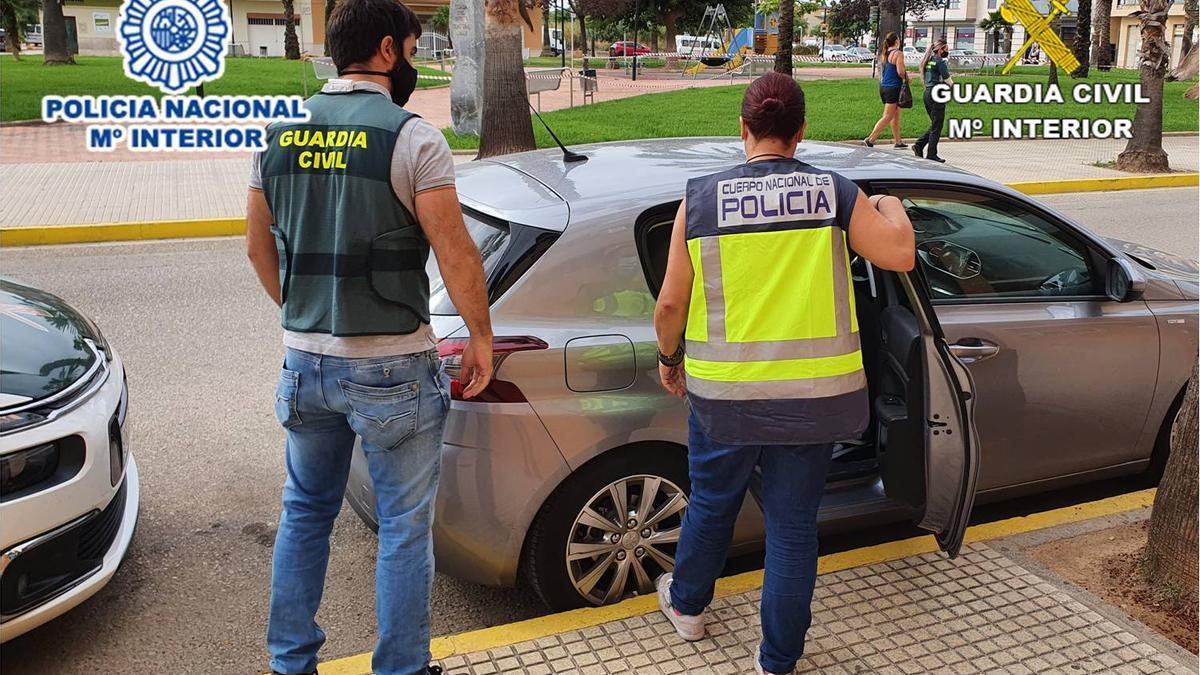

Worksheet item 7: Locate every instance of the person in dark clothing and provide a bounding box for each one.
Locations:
[914,39,953,163]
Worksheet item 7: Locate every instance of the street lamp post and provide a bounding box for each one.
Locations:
[632,0,640,81]
[941,0,948,42]
[560,0,566,67]
[821,0,827,60]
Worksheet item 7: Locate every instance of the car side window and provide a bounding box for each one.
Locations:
[891,188,1103,301]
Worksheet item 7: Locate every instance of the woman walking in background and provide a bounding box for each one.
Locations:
[864,32,909,149]
[914,38,953,163]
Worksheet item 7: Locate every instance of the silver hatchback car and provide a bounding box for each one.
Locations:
[347,138,1199,611]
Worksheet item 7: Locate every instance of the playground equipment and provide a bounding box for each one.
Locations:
[682,4,779,77]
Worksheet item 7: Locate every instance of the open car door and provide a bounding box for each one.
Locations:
[875,267,981,557]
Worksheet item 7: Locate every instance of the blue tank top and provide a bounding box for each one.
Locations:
[880,49,902,87]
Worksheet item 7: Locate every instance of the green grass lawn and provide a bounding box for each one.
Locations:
[0,55,448,122]
[444,69,1199,150]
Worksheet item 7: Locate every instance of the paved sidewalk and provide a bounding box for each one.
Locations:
[1,135,1195,228]
[431,542,1194,675]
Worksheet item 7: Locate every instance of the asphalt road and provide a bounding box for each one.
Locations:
[2,186,1196,674]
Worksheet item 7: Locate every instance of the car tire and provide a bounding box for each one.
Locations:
[521,445,690,611]
[1143,383,1190,483]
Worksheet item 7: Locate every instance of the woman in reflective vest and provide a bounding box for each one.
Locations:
[652,72,917,675]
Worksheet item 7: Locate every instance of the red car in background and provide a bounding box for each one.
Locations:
[608,41,651,57]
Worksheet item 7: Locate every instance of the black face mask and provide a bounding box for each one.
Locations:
[340,54,418,107]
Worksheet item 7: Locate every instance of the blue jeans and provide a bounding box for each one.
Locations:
[670,412,832,674]
[267,348,450,675]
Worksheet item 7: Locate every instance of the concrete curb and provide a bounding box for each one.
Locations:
[312,489,1157,675]
[2,175,1196,247]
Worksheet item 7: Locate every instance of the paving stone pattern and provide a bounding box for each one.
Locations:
[437,545,1192,675]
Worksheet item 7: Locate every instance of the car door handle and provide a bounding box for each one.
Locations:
[949,339,999,364]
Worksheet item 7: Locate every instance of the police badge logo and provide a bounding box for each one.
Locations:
[118,0,230,94]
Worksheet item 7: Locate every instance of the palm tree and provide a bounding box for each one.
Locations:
[1115,0,1171,172]
[776,0,795,74]
[1091,0,1112,67]
[978,10,1011,54]
[41,0,74,64]
[1143,365,1198,609]
[1072,0,1091,76]
[282,0,301,59]
[324,0,337,55]
[1182,0,1197,58]
[478,0,536,157]
[0,0,37,61]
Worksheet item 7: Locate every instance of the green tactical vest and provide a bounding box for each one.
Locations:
[261,89,430,337]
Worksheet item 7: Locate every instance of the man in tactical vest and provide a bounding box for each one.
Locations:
[652,73,916,675]
[245,1,494,673]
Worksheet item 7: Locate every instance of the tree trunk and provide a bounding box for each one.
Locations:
[663,8,684,51]
[1183,0,1197,58]
[41,0,74,65]
[1144,363,1199,602]
[283,0,301,59]
[1092,0,1112,66]
[324,0,336,55]
[1117,0,1170,172]
[1,0,21,61]
[1073,0,1091,76]
[542,7,551,54]
[479,0,536,157]
[651,26,659,53]
[776,0,794,74]
[577,12,587,55]
[878,0,903,50]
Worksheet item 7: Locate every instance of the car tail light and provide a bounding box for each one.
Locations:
[436,336,548,403]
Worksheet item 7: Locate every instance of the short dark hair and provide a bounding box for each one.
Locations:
[328,0,422,72]
[740,72,806,141]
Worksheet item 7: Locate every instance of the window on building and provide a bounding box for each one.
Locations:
[955,27,975,50]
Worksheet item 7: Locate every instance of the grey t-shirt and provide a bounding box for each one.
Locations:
[249,80,455,358]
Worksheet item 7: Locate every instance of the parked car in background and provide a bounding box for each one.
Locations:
[345,138,1198,612]
[846,46,875,62]
[948,49,979,58]
[821,44,848,60]
[609,41,650,57]
[903,44,922,63]
[0,279,138,642]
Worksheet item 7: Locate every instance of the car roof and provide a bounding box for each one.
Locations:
[459,137,988,231]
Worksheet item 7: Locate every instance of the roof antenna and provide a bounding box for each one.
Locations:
[526,99,587,163]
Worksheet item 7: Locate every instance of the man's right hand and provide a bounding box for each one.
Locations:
[459,336,494,399]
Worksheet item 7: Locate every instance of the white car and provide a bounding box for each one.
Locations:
[821,44,848,60]
[845,46,875,62]
[0,279,138,642]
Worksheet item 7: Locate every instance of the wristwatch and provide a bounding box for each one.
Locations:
[658,344,685,367]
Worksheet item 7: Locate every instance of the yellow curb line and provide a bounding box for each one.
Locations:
[0,217,245,247]
[4,174,1198,248]
[1009,173,1199,195]
[316,488,1156,675]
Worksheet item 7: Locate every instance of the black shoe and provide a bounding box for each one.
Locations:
[894,142,908,149]
[912,143,925,158]
[428,666,444,674]
[863,138,875,147]
[926,155,946,163]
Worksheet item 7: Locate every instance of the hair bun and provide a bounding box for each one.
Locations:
[761,97,785,114]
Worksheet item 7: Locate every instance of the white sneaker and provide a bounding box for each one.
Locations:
[754,642,788,675]
[655,573,705,641]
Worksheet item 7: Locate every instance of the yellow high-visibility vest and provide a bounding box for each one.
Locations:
[683,158,869,445]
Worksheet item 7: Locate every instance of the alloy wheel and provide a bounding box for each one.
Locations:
[565,474,688,606]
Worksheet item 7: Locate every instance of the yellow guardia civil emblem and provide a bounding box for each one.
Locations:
[999,0,1081,75]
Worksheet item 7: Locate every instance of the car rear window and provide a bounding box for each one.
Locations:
[427,207,558,315]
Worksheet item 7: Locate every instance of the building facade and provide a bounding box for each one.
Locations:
[903,0,1194,68]
[55,0,543,60]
